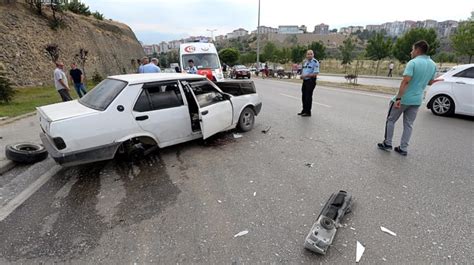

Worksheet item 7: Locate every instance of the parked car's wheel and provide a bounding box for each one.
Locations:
[237,107,255,132]
[5,143,48,164]
[430,95,455,116]
[247,74,251,79]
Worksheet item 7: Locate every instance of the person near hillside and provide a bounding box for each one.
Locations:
[378,40,437,156]
[298,50,320,117]
[142,58,161,73]
[69,63,87,98]
[53,61,72,102]
[388,61,394,77]
[138,57,149,73]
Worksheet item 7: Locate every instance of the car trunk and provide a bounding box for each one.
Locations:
[215,80,256,96]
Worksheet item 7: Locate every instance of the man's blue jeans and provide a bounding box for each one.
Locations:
[73,83,87,98]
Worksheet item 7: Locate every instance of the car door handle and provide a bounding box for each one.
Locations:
[135,115,149,121]
[201,110,209,115]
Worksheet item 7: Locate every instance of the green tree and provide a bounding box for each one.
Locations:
[291,45,307,63]
[434,52,456,67]
[240,52,257,65]
[92,11,104,20]
[261,42,278,63]
[276,47,291,64]
[219,48,240,65]
[392,28,439,63]
[365,32,392,75]
[451,21,474,63]
[339,38,356,73]
[0,70,15,104]
[308,41,326,60]
[65,1,91,16]
[166,50,179,64]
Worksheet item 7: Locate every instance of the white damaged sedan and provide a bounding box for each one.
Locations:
[37,73,262,166]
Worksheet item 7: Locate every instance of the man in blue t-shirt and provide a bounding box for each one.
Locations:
[378,40,437,156]
[142,58,161,73]
[186,59,198,74]
[298,50,320,117]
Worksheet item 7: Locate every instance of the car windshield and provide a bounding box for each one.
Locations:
[182,54,220,70]
[79,78,127,111]
[235,65,246,69]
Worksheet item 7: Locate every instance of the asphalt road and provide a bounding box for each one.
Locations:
[317,75,401,88]
[0,79,472,264]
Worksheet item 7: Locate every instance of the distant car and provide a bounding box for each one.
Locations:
[162,68,177,73]
[425,64,474,116]
[231,65,251,79]
[249,67,257,72]
[37,74,262,166]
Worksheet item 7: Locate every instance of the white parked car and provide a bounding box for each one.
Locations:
[37,74,262,166]
[425,64,474,116]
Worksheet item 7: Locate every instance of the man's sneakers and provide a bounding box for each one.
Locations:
[377,143,408,156]
[297,112,311,117]
[297,112,304,115]
[377,142,392,151]
[394,146,408,156]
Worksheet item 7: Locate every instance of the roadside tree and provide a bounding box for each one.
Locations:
[365,32,392,75]
[392,28,439,63]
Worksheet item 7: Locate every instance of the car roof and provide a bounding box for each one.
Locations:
[108,73,206,84]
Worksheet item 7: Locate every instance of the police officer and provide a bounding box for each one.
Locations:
[298,50,320,117]
[187,59,198,74]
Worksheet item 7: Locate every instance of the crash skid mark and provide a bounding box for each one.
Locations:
[0,157,181,263]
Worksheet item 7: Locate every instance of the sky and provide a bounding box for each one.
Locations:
[82,0,473,44]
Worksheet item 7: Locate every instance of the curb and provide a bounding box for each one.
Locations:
[0,111,36,127]
[0,160,15,175]
[320,73,403,80]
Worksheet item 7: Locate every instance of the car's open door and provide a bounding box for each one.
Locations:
[185,80,233,139]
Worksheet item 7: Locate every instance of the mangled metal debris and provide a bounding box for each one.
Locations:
[304,190,353,255]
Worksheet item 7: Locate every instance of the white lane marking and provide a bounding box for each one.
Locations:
[280,93,332,108]
[0,165,62,222]
[258,79,392,99]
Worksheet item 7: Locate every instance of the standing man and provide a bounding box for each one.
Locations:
[138,57,149,73]
[378,40,436,156]
[388,61,394,77]
[187,59,198,74]
[142,58,161,73]
[53,61,72,102]
[69,63,87,98]
[298,50,320,117]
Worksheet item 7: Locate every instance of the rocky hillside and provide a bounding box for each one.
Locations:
[0,3,144,86]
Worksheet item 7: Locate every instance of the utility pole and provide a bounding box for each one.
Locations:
[256,0,261,69]
[207,29,217,42]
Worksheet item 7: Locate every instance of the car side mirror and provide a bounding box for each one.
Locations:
[222,93,231,100]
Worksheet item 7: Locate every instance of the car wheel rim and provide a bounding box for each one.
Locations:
[242,111,253,128]
[433,96,450,114]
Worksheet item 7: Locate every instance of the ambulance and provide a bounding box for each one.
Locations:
[179,42,224,81]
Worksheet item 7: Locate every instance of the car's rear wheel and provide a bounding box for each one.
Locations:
[237,107,255,132]
[5,143,48,164]
[431,95,455,116]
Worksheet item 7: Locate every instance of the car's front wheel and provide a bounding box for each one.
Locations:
[430,95,455,116]
[237,107,255,132]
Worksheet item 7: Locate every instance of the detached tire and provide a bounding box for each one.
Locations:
[5,143,48,164]
[237,107,255,132]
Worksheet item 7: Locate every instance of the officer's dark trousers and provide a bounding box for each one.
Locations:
[301,78,316,114]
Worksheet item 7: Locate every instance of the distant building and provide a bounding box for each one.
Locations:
[437,20,458,38]
[159,41,169,54]
[255,25,278,34]
[142,45,153,55]
[215,35,226,42]
[313,23,329,35]
[423,19,438,29]
[366,24,383,32]
[168,40,182,50]
[226,28,249,39]
[299,25,308,33]
[278,25,303,34]
[339,26,363,35]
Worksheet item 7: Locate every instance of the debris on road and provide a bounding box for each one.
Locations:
[304,190,353,255]
[253,192,256,197]
[380,226,397,236]
[234,230,249,238]
[233,133,243,139]
[217,200,222,204]
[305,163,314,168]
[261,126,271,134]
[356,241,365,263]
[350,227,356,231]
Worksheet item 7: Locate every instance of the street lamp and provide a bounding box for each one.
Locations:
[206,29,217,42]
[256,0,261,69]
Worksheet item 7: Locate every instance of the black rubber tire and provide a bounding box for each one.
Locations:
[237,107,255,132]
[5,143,48,164]
[430,95,455,116]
